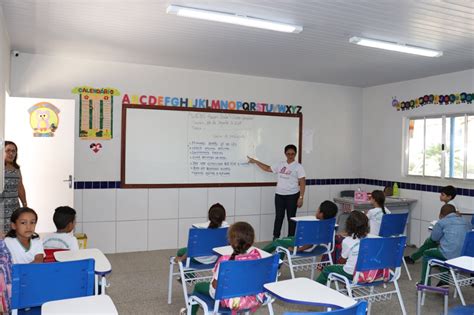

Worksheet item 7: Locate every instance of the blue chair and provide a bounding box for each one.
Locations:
[187,254,279,314]
[11,259,95,315]
[379,212,412,280]
[378,212,408,238]
[277,218,336,279]
[423,231,474,306]
[283,300,368,314]
[168,227,229,305]
[327,236,407,315]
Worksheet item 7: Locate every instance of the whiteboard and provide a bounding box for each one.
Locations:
[121,105,302,187]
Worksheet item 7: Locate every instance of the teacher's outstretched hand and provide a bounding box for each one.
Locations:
[247,156,272,172]
[248,144,306,239]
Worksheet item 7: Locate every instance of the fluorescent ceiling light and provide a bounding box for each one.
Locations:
[167,5,302,33]
[349,37,443,57]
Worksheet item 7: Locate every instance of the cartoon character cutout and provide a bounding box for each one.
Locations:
[28,102,60,137]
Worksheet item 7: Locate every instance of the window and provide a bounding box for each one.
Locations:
[406,114,474,180]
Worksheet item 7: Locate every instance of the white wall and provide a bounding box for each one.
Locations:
[9,53,363,253]
[362,69,474,247]
[0,5,11,191]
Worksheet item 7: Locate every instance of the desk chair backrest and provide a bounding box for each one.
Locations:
[355,236,406,272]
[186,227,229,259]
[294,218,336,247]
[43,248,69,263]
[379,213,409,237]
[215,254,279,300]
[283,300,368,314]
[461,231,474,257]
[11,259,95,310]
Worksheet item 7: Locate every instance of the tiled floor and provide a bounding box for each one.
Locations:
[104,246,473,314]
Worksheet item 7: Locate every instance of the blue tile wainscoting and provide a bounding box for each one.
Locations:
[73,178,474,197]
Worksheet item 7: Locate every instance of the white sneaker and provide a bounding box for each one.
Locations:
[179,307,187,315]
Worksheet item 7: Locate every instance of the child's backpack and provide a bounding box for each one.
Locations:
[354,268,390,284]
[214,249,266,314]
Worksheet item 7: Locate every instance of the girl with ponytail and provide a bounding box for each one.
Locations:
[190,222,264,315]
[366,190,391,235]
[174,203,228,264]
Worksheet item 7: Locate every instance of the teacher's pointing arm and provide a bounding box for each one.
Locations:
[247,156,272,173]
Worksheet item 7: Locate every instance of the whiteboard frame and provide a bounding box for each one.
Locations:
[120,104,303,188]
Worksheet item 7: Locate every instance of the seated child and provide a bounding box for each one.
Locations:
[262,200,338,253]
[43,206,79,250]
[190,221,265,315]
[418,204,471,285]
[316,211,369,284]
[365,190,391,236]
[405,185,458,264]
[4,207,44,264]
[174,203,228,264]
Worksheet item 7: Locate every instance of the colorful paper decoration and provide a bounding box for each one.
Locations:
[392,92,473,111]
[72,86,120,140]
[28,102,60,137]
[121,93,303,114]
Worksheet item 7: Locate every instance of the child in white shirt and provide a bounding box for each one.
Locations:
[43,206,79,250]
[4,207,44,264]
[366,190,391,236]
[316,211,369,284]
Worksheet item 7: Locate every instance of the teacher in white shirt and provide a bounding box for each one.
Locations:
[248,144,306,240]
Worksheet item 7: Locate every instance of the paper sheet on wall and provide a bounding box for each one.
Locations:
[303,129,314,153]
[72,86,120,140]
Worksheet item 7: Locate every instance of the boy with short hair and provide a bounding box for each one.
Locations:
[43,206,79,250]
[262,200,338,253]
[419,204,471,284]
[439,185,457,207]
[405,185,457,264]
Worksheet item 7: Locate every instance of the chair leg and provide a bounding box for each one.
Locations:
[367,300,373,315]
[449,268,466,305]
[416,288,422,315]
[287,257,296,279]
[443,293,448,315]
[267,301,275,315]
[421,261,433,306]
[367,287,374,315]
[168,261,174,304]
[394,280,407,315]
[402,257,412,281]
[310,257,316,280]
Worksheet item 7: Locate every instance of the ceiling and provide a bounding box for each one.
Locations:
[1,0,473,87]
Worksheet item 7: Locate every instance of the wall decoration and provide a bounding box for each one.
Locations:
[72,86,120,140]
[122,93,302,114]
[28,102,60,137]
[89,143,103,153]
[392,92,473,111]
